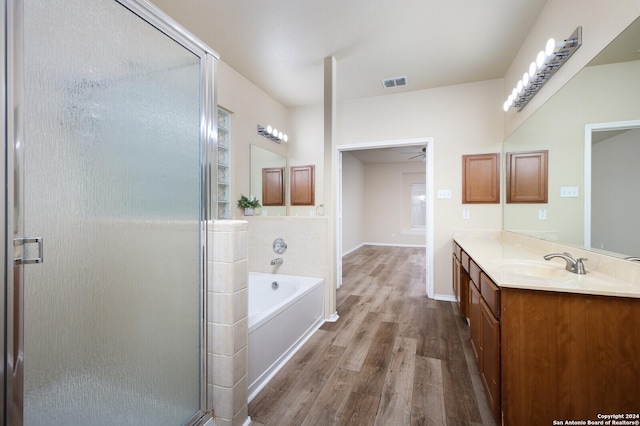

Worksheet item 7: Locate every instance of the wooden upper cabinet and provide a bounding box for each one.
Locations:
[290,165,315,206]
[506,150,548,203]
[462,153,500,203]
[262,167,284,206]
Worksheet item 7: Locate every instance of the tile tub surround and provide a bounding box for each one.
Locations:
[242,216,330,279]
[244,215,337,322]
[453,230,640,298]
[209,220,250,426]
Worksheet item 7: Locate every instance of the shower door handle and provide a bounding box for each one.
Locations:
[14,237,44,265]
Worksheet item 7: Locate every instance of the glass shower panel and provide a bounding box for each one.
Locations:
[22,0,202,424]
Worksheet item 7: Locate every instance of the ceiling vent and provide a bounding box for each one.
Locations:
[382,76,408,89]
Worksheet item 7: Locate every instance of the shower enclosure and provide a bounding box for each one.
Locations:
[2,0,218,424]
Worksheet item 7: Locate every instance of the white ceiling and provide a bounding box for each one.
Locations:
[152,0,549,108]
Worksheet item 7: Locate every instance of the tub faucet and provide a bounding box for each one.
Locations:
[543,252,588,274]
[270,257,283,266]
[624,257,640,262]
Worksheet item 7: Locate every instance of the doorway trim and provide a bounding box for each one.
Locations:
[584,120,640,248]
[336,137,434,298]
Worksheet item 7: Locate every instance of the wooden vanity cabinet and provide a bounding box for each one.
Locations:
[469,278,482,365]
[452,242,470,318]
[452,253,460,306]
[501,288,640,425]
[453,243,501,422]
[480,296,500,421]
[454,240,640,425]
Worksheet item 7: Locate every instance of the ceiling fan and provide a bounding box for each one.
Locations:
[401,146,426,160]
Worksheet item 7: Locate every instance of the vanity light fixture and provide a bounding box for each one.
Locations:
[503,27,582,112]
[257,124,288,143]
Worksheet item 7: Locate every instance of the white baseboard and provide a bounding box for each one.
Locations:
[434,293,457,302]
[342,242,366,256]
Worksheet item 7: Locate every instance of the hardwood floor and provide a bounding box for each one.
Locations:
[248,245,497,426]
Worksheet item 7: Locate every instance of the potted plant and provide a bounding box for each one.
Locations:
[237,194,261,216]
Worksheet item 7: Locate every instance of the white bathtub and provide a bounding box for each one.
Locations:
[247,272,325,401]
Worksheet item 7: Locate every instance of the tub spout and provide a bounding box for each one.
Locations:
[270,257,283,266]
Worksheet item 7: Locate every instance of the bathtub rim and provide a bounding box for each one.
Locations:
[247,272,324,333]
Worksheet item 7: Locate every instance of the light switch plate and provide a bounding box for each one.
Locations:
[437,189,452,199]
[538,209,547,220]
[560,186,579,197]
[463,209,470,219]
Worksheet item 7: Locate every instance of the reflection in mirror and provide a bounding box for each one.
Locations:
[588,124,640,256]
[250,144,286,216]
[503,16,640,259]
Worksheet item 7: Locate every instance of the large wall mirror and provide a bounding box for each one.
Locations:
[250,144,287,216]
[503,16,640,258]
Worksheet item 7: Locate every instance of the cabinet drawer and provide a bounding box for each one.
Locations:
[461,251,470,273]
[453,242,462,260]
[469,259,481,289]
[480,272,500,319]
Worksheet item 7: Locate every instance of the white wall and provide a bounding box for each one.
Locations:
[287,104,325,216]
[336,79,505,298]
[216,62,289,218]
[503,0,640,136]
[363,162,425,246]
[341,152,366,254]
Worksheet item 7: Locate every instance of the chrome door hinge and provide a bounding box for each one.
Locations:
[14,237,44,265]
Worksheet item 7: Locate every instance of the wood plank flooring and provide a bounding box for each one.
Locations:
[248,245,497,426]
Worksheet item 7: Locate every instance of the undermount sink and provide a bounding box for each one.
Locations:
[493,259,571,280]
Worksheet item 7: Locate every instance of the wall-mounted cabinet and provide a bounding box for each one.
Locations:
[506,150,548,203]
[462,153,500,203]
[217,108,231,218]
[290,165,315,206]
[262,167,285,206]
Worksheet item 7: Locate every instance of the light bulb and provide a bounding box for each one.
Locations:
[272,128,278,137]
[278,131,283,139]
[522,72,530,87]
[283,134,288,142]
[516,80,523,94]
[511,88,517,99]
[545,38,556,56]
[536,50,546,69]
[528,61,537,78]
[266,125,272,134]
[503,100,510,112]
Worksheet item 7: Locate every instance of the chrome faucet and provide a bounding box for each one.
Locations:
[624,257,640,262]
[543,252,587,274]
[270,257,283,266]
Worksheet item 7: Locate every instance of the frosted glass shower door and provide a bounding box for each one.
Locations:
[18,0,205,424]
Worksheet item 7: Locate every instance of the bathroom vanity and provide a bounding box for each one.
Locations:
[453,232,640,425]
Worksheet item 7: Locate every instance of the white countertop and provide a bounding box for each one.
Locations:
[454,233,640,299]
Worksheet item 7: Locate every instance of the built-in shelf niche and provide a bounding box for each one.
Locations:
[217,108,231,218]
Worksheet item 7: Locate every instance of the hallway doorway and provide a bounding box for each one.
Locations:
[336,138,434,298]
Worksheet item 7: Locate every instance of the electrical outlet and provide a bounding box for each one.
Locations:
[462,209,470,219]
